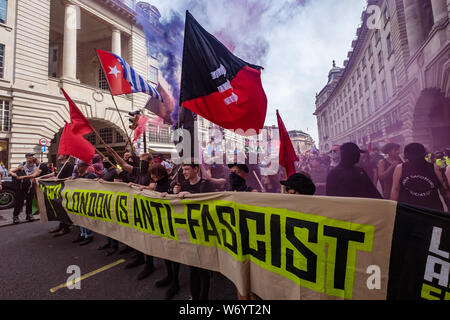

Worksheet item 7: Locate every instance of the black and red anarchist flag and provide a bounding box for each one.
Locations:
[179,11,267,135]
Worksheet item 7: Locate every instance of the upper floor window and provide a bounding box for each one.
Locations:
[98,67,109,91]
[149,66,158,84]
[0,99,10,132]
[383,7,390,25]
[391,67,397,91]
[386,33,393,57]
[0,44,4,79]
[375,29,381,45]
[0,0,6,24]
[378,51,384,71]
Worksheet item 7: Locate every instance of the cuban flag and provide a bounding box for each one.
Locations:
[96,49,163,102]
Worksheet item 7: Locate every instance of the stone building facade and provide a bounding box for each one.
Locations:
[314,0,450,154]
[0,0,178,168]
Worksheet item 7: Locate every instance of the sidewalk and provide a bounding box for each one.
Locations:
[0,208,40,228]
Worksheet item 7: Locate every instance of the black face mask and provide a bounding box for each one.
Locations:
[140,160,149,175]
[229,172,246,191]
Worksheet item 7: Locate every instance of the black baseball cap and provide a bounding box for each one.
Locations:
[280,173,316,195]
[228,163,249,173]
[340,143,367,154]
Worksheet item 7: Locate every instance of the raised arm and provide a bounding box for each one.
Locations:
[106,147,133,174]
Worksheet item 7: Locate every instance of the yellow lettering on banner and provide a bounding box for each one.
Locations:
[421,283,441,300]
[63,189,114,222]
[58,188,377,300]
[114,192,130,227]
[132,195,177,241]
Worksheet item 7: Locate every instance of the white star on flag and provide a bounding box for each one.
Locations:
[108,66,121,78]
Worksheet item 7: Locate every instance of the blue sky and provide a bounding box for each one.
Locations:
[145,0,367,143]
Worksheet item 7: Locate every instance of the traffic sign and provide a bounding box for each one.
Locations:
[39,138,48,146]
[41,146,46,152]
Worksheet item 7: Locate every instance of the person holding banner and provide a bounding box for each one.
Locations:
[45,155,75,237]
[280,173,316,195]
[227,163,258,193]
[141,164,181,300]
[171,162,214,300]
[391,143,447,212]
[72,161,98,246]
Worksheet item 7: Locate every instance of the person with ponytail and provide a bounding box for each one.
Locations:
[391,143,448,212]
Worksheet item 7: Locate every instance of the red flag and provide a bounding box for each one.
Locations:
[277,110,299,178]
[180,11,267,135]
[133,115,150,143]
[58,89,95,163]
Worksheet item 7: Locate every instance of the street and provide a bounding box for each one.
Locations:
[0,209,236,300]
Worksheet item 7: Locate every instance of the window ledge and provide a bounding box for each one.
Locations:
[0,22,12,32]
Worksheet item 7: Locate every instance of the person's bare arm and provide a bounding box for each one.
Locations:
[434,164,448,194]
[106,147,133,174]
[390,164,403,201]
[378,159,397,180]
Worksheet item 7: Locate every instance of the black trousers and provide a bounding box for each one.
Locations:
[190,266,210,300]
[13,187,34,217]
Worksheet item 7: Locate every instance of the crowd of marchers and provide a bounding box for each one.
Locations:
[5,141,450,300]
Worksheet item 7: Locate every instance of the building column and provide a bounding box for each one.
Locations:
[431,0,448,23]
[111,28,122,56]
[403,0,425,55]
[62,2,78,80]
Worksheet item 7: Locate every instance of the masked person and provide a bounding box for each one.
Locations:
[280,173,316,195]
[391,143,447,212]
[326,143,382,199]
[228,164,257,192]
[9,153,42,224]
[141,164,180,300]
[106,147,155,276]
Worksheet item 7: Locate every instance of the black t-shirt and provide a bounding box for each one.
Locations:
[58,162,74,179]
[326,164,382,199]
[103,168,118,182]
[155,177,171,193]
[181,178,213,194]
[131,167,151,187]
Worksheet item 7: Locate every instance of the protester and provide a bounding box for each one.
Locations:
[262,174,281,193]
[97,155,120,256]
[228,163,257,192]
[72,161,97,246]
[328,145,341,170]
[378,143,403,199]
[106,147,155,277]
[45,155,75,237]
[9,153,42,224]
[391,143,447,212]
[307,157,327,195]
[326,143,382,199]
[172,161,214,300]
[280,173,316,195]
[92,154,104,178]
[369,146,384,186]
[141,164,181,300]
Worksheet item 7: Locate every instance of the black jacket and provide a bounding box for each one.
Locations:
[326,164,382,199]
